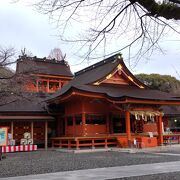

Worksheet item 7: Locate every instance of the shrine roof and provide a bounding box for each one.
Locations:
[73,54,144,86]
[50,54,144,96]
[0,100,46,113]
[16,56,73,78]
[48,54,180,104]
[69,84,180,101]
[0,93,48,113]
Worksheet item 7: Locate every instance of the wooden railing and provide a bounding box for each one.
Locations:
[51,136,117,149]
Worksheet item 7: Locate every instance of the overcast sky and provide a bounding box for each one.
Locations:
[1,1,180,79]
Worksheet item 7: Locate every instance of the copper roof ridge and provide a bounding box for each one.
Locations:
[75,53,122,76]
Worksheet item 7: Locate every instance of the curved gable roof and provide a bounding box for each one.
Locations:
[50,54,146,99]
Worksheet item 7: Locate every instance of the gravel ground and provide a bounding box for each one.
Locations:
[1,150,180,178]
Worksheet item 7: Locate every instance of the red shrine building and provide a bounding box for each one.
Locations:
[0,54,180,149]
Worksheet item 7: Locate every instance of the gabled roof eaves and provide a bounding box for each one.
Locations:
[69,85,180,102]
[75,54,121,76]
[48,84,180,105]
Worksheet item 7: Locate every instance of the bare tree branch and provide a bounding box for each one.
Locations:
[133,0,180,20]
[33,0,180,65]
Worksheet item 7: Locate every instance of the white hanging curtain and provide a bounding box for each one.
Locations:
[130,110,164,121]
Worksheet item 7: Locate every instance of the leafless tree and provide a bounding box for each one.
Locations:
[20,47,33,57]
[35,0,180,66]
[0,46,16,68]
[0,46,38,106]
[48,48,65,61]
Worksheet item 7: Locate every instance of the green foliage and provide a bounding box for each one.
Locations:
[136,73,180,94]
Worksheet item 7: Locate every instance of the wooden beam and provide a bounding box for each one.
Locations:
[32,74,73,80]
[0,116,54,120]
[113,98,180,105]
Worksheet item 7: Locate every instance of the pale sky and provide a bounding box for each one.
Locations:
[1,1,180,79]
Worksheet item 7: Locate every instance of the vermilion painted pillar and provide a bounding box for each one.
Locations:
[73,115,76,136]
[82,113,86,136]
[106,114,110,134]
[11,121,14,139]
[65,117,67,136]
[59,81,62,89]
[125,111,131,147]
[158,115,163,146]
[47,80,49,93]
[36,80,39,92]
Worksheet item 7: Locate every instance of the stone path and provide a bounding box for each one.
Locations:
[1,160,180,180]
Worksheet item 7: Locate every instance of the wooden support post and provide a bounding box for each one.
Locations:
[105,138,108,148]
[31,121,34,141]
[47,79,49,93]
[158,115,163,146]
[92,139,95,149]
[73,115,76,136]
[65,117,67,136]
[59,81,61,89]
[36,80,39,92]
[106,114,110,134]
[82,113,86,136]
[45,121,48,150]
[68,140,71,149]
[60,139,62,148]
[125,111,131,147]
[76,139,79,150]
[109,116,112,134]
[52,139,54,148]
[11,121,14,139]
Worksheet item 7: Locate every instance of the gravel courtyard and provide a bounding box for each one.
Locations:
[1,149,180,179]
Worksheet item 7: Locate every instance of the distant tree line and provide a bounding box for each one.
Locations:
[136,73,180,95]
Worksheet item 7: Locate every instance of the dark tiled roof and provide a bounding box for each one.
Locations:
[73,54,144,87]
[0,99,46,113]
[0,93,49,113]
[50,54,125,98]
[161,106,180,115]
[16,56,73,77]
[49,54,180,103]
[72,85,180,101]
